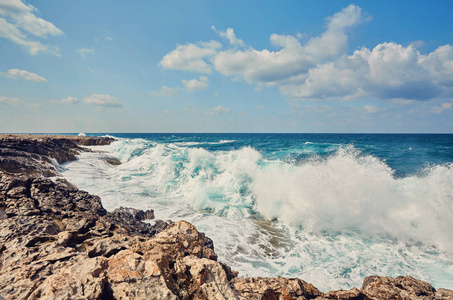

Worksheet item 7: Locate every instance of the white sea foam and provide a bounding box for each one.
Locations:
[173,140,236,147]
[62,138,453,291]
[219,139,236,144]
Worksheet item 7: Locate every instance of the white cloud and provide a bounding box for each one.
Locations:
[77,48,95,58]
[205,105,230,115]
[212,5,363,87]
[160,4,453,104]
[84,94,122,108]
[0,96,20,106]
[0,0,62,55]
[431,102,452,114]
[160,41,221,73]
[304,4,363,60]
[285,42,450,101]
[212,26,245,47]
[182,76,209,92]
[48,96,78,104]
[422,44,453,87]
[162,5,363,88]
[149,86,177,97]
[2,68,47,82]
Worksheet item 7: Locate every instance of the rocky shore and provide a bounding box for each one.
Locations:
[0,134,452,299]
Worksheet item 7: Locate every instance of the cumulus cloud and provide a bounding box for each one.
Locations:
[149,86,177,97]
[0,96,20,106]
[212,5,363,87]
[304,4,363,60]
[84,94,122,108]
[77,48,95,58]
[284,42,451,101]
[212,26,245,47]
[205,105,230,115]
[182,76,209,92]
[0,0,62,55]
[160,41,221,73]
[48,97,78,104]
[161,5,363,86]
[160,4,453,104]
[2,68,47,82]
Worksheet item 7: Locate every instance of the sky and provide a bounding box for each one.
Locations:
[0,0,452,133]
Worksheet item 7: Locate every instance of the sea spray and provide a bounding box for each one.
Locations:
[253,146,453,250]
[63,134,453,291]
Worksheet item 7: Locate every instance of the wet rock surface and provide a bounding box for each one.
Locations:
[0,134,452,299]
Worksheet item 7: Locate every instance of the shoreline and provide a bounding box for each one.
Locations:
[0,134,452,299]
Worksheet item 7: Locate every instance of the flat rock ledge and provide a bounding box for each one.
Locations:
[0,135,452,300]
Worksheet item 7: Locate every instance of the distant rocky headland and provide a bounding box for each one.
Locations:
[0,134,451,299]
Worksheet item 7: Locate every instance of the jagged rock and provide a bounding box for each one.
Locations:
[111,206,155,221]
[435,288,453,299]
[182,255,238,299]
[232,276,324,300]
[105,222,234,299]
[27,256,108,300]
[0,134,114,177]
[361,275,436,299]
[318,287,366,299]
[107,249,178,299]
[103,157,122,166]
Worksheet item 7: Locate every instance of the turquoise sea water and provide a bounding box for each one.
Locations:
[62,133,453,291]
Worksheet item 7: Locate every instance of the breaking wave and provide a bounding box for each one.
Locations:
[63,136,453,291]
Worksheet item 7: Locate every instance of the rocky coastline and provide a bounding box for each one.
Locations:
[0,134,452,299]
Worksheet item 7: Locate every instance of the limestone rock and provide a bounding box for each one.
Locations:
[0,134,114,176]
[361,275,436,299]
[28,256,108,300]
[435,288,453,299]
[319,287,366,299]
[232,276,323,300]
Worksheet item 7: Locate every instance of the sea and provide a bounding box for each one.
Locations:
[60,133,453,292]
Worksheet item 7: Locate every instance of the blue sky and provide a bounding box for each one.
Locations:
[0,0,452,133]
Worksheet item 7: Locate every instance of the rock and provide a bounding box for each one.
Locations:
[435,288,453,299]
[106,206,169,238]
[232,276,324,300]
[107,249,177,300]
[0,170,173,299]
[104,157,122,166]
[0,134,114,177]
[361,275,436,299]
[182,255,238,299]
[320,287,366,299]
[28,256,108,300]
